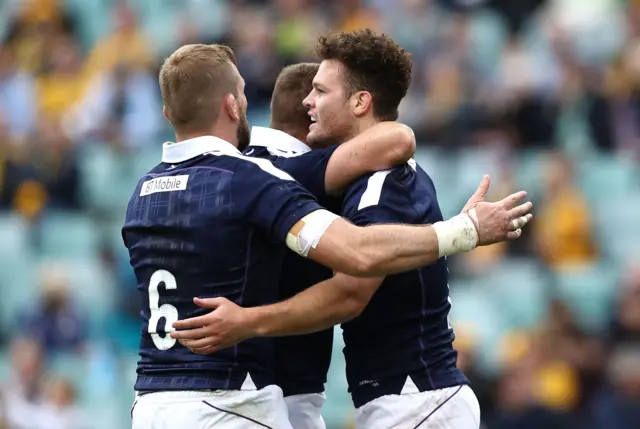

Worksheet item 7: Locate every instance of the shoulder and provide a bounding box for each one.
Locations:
[226,152,296,181]
[342,162,438,224]
[176,151,296,182]
[345,165,412,211]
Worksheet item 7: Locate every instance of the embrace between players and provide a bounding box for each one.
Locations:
[123,29,533,429]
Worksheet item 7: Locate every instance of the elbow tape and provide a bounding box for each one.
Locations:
[286,210,340,257]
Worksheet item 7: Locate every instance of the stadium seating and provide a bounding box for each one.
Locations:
[553,263,619,334]
[2,1,640,426]
[38,211,101,260]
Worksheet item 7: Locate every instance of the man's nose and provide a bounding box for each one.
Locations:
[303,91,314,108]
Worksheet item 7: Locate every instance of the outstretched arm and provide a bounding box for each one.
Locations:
[289,177,532,277]
[324,122,415,196]
[171,274,382,354]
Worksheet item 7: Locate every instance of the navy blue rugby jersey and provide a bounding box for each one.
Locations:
[340,160,469,407]
[122,135,323,392]
[244,126,339,396]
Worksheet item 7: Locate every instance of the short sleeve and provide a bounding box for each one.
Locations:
[271,145,339,202]
[231,156,324,243]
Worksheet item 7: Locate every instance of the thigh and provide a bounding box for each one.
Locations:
[131,396,219,429]
[285,393,327,429]
[355,386,480,429]
[411,386,480,429]
[202,386,293,429]
[132,387,293,429]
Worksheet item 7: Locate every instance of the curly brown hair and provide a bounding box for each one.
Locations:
[316,29,412,121]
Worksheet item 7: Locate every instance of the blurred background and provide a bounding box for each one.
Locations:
[0,0,639,428]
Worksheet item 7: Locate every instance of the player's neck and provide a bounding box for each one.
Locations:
[174,127,237,147]
[284,129,309,148]
[270,123,310,148]
[354,116,379,136]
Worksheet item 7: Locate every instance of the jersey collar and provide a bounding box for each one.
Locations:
[249,126,310,156]
[162,135,240,163]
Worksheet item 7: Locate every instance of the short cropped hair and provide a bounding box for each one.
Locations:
[270,63,319,131]
[159,44,238,133]
[316,29,412,121]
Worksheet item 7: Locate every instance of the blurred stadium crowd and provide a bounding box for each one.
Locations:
[0,0,639,428]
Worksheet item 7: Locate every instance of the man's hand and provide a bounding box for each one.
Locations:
[169,297,253,354]
[462,175,533,245]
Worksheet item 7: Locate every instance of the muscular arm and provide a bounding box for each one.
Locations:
[287,180,532,277]
[246,274,383,337]
[324,122,415,196]
[286,210,467,277]
[310,217,442,277]
[169,273,383,352]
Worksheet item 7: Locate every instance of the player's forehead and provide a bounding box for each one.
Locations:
[313,59,344,88]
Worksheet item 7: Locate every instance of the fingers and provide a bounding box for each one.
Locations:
[194,297,226,309]
[474,175,491,198]
[506,229,522,240]
[180,340,218,355]
[510,213,533,230]
[170,326,209,340]
[507,201,533,220]
[500,191,527,210]
[190,346,217,355]
[172,315,209,330]
[179,337,217,350]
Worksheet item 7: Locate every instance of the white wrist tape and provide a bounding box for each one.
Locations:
[286,209,340,257]
[432,210,479,257]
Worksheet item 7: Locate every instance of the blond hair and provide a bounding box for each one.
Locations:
[159,44,238,133]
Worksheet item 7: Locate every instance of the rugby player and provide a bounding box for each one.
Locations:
[246,63,419,429]
[170,32,533,429]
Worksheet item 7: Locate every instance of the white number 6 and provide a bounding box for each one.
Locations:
[148,270,179,350]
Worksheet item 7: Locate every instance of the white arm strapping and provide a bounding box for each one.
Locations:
[432,209,479,257]
[286,210,340,257]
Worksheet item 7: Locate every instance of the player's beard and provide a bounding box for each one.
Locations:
[308,122,356,149]
[236,112,251,152]
[308,102,357,149]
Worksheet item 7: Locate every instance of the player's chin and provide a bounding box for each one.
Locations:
[307,128,323,145]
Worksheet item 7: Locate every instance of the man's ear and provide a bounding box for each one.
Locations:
[162,105,169,121]
[352,91,373,118]
[223,93,239,121]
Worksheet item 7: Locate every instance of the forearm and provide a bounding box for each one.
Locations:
[354,224,440,276]
[353,122,415,170]
[351,213,479,276]
[302,211,478,277]
[325,122,415,195]
[246,276,362,337]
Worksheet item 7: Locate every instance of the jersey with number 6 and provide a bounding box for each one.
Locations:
[340,161,469,408]
[122,136,323,392]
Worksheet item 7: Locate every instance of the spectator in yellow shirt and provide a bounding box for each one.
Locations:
[37,37,84,120]
[534,151,597,269]
[81,2,154,82]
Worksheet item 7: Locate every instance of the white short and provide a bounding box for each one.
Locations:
[284,393,327,429]
[355,385,480,429]
[131,385,292,429]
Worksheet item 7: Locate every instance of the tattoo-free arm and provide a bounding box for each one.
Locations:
[246,274,383,337]
[324,122,415,196]
[299,215,442,277]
